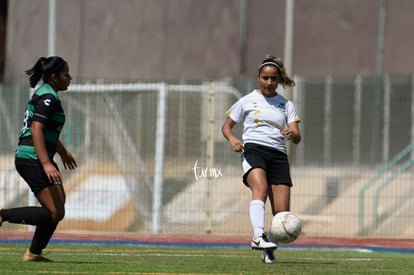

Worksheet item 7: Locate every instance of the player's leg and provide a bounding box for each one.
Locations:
[247,168,268,201]
[36,183,66,223]
[1,165,55,226]
[23,222,57,262]
[246,168,277,250]
[268,184,291,215]
[0,207,53,225]
[263,147,292,264]
[261,185,291,264]
[2,184,65,225]
[24,184,66,261]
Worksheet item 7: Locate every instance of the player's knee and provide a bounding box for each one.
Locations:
[51,210,65,223]
[251,185,267,199]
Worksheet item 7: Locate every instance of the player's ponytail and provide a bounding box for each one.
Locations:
[25,57,46,88]
[25,56,66,88]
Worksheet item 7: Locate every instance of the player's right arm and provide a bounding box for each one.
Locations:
[222,117,243,152]
[31,121,62,184]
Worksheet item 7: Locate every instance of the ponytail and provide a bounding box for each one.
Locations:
[25,56,67,88]
[25,57,46,88]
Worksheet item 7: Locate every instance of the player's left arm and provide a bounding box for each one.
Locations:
[282,101,301,144]
[56,141,77,170]
[282,121,301,144]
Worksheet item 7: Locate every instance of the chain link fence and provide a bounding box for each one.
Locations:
[1,75,413,237]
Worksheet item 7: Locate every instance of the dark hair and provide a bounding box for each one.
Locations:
[258,54,295,88]
[25,56,67,88]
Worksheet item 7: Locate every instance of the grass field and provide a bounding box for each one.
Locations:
[0,243,413,275]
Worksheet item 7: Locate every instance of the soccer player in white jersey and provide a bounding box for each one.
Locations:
[222,54,301,264]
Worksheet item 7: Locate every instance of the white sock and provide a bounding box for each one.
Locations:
[249,200,265,239]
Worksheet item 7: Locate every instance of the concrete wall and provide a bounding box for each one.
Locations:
[5,0,414,81]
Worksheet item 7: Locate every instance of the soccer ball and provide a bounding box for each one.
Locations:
[270,211,301,243]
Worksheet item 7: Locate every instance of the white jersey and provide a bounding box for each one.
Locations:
[226,89,300,154]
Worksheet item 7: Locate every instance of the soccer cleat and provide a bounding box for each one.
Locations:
[251,234,278,250]
[262,248,278,264]
[22,249,53,262]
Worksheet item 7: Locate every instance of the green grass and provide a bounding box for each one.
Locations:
[0,243,413,275]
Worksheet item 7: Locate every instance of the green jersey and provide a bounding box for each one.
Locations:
[15,83,65,164]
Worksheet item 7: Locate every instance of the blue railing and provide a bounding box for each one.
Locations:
[358,143,414,234]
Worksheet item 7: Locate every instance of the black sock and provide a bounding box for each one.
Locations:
[30,223,58,255]
[0,207,52,225]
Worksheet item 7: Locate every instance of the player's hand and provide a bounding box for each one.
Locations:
[230,138,244,152]
[43,162,63,183]
[59,151,77,170]
[282,129,294,140]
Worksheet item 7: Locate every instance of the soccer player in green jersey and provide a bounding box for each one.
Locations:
[0,56,77,262]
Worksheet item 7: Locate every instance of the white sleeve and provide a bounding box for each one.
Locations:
[225,99,244,123]
[286,101,300,124]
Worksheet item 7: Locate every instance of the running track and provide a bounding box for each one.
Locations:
[0,232,413,253]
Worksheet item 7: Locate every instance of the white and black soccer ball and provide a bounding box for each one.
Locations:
[270,211,301,243]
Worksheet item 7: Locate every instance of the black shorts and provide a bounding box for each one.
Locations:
[15,159,59,196]
[241,143,292,187]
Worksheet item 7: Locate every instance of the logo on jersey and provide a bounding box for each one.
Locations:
[43,99,51,106]
[277,102,286,110]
